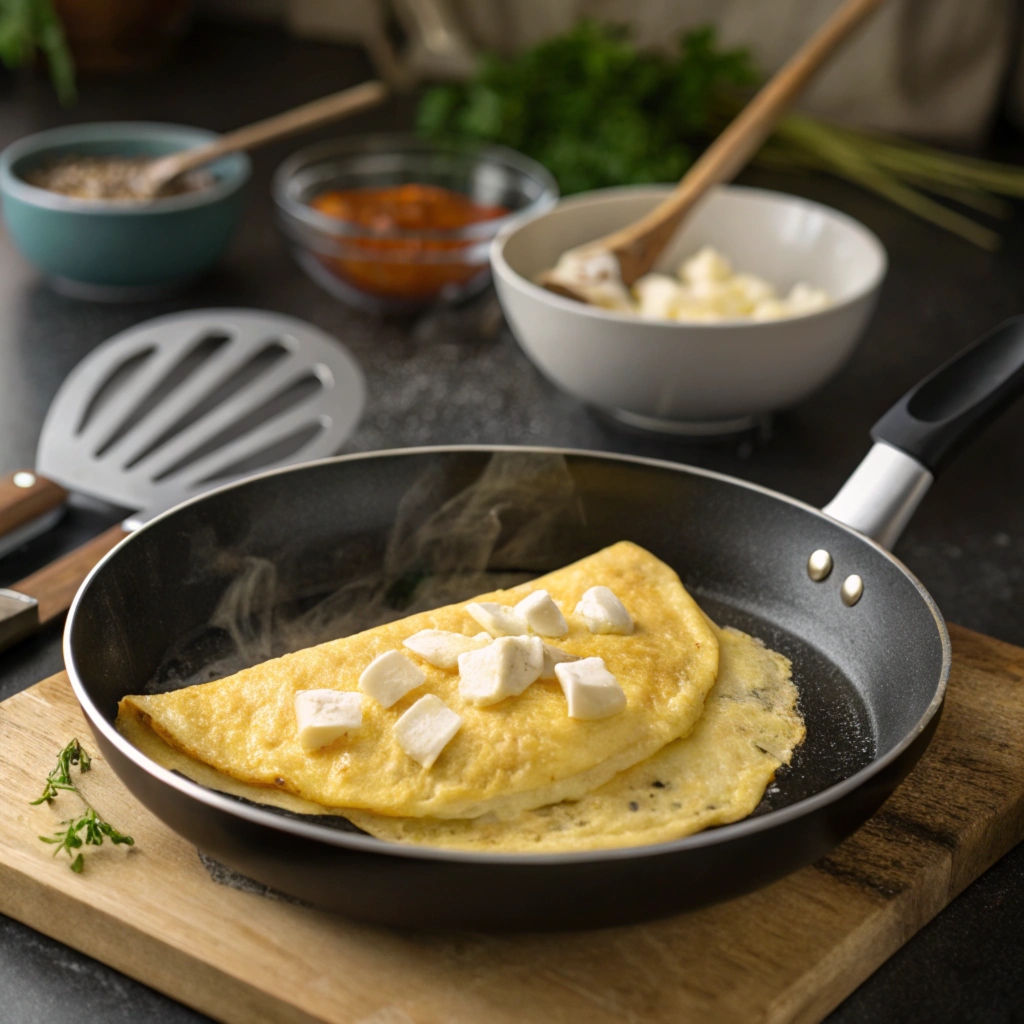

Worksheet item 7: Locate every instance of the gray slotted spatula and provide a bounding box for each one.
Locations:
[0,308,364,652]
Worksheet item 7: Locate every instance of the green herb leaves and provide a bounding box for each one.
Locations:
[418,21,754,195]
[31,737,90,804]
[39,807,135,873]
[32,739,134,872]
[0,0,76,104]
[419,19,1024,248]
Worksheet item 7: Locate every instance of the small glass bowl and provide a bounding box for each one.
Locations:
[273,135,558,315]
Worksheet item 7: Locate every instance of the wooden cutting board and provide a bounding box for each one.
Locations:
[1,622,1023,1024]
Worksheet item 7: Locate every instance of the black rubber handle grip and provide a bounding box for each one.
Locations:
[871,316,1024,473]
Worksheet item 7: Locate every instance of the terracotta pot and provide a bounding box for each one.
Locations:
[52,0,195,74]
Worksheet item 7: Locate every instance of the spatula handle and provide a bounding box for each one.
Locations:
[0,470,67,539]
[0,525,128,652]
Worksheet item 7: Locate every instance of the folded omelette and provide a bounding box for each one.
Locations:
[118,542,721,821]
[119,625,804,853]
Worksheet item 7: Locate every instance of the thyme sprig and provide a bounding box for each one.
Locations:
[32,739,134,873]
[31,737,90,804]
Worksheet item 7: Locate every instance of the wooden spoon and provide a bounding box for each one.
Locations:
[137,79,388,198]
[539,0,885,301]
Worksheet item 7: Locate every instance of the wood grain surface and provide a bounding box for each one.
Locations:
[0,622,1022,1024]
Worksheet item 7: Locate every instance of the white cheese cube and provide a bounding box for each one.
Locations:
[465,601,528,637]
[457,635,544,706]
[784,281,831,315]
[731,272,775,307]
[551,247,622,287]
[554,658,627,720]
[514,590,568,637]
[633,273,683,320]
[358,650,426,709]
[294,690,363,750]
[403,629,491,670]
[574,586,634,635]
[547,249,636,311]
[394,694,463,768]
[680,246,732,286]
[540,642,580,680]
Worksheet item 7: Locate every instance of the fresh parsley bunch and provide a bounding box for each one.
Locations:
[418,21,754,195]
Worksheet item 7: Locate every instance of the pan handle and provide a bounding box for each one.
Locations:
[824,316,1024,548]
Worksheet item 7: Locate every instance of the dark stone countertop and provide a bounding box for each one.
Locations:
[1,20,1023,1024]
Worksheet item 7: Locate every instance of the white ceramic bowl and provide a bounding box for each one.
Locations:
[491,185,887,434]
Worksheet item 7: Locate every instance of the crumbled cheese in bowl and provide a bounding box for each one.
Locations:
[634,246,830,322]
[562,245,830,322]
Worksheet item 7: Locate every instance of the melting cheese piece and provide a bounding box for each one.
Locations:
[394,694,463,768]
[514,590,568,637]
[540,643,579,680]
[457,635,544,706]
[465,601,528,637]
[294,690,363,750]
[575,586,633,635]
[403,630,491,670]
[554,658,626,720]
[358,650,426,709]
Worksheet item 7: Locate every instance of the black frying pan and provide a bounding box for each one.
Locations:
[64,318,1024,931]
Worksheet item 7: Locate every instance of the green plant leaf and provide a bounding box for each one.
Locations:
[31,740,134,871]
[0,0,75,103]
[417,20,753,195]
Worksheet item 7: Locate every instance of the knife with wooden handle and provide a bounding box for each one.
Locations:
[0,470,69,558]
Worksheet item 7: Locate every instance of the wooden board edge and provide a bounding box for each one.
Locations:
[0,823,323,1024]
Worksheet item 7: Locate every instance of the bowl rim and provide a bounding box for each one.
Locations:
[0,121,252,215]
[490,183,888,330]
[272,132,559,243]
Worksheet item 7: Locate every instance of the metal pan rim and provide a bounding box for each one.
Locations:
[63,444,951,866]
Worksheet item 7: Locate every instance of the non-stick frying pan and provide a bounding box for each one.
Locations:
[63,318,1024,931]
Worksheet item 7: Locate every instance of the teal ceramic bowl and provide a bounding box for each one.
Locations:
[0,122,250,300]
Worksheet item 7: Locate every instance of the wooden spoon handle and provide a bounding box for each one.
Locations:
[605,0,886,283]
[145,79,388,189]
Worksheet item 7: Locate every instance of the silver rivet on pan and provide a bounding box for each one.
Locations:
[807,549,833,581]
[12,471,36,488]
[841,574,864,606]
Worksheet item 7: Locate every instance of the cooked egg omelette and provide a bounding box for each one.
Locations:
[117,542,719,821]
[118,626,803,852]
